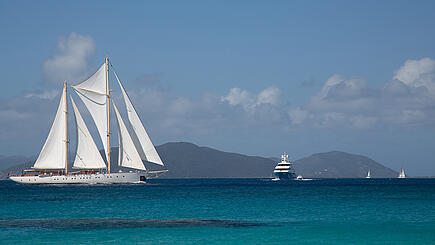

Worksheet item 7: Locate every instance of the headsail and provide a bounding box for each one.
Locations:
[115,72,164,166]
[72,63,109,163]
[113,100,146,170]
[71,96,106,169]
[33,86,67,169]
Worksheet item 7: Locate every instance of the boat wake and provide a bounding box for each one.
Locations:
[0,218,263,229]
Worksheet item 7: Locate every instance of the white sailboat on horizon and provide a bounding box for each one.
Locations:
[398,168,406,179]
[366,170,371,179]
[9,58,167,184]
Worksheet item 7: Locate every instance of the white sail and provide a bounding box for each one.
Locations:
[33,87,66,169]
[72,63,109,163]
[116,73,164,166]
[366,170,371,178]
[113,101,146,170]
[398,168,406,178]
[71,96,106,169]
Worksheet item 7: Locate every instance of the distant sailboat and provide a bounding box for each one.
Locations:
[9,57,167,184]
[398,168,406,178]
[366,170,371,179]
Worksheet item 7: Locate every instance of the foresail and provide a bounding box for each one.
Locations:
[116,74,164,166]
[72,63,109,163]
[113,101,146,170]
[33,88,66,169]
[71,96,106,169]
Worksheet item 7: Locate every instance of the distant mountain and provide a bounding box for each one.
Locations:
[0,155,33,171]
[0,142,398,179]
[0,160,34,180]
[156,142,275,178]
[292,151,398,178]
[0,142,275,179]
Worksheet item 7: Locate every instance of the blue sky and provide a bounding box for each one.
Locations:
[1,1,435,175]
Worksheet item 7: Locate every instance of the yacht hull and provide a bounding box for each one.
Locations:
[273,171,297,180]
[9,172,145,184]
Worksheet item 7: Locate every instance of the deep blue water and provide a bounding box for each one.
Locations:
[1,178,434,244]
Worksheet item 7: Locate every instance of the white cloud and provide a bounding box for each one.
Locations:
[3,51,435,157]
[257,86,281,105]
[221,87,255,111]
[292,57,435,128]
[288,107,308,125]
[43,33,95,84]
[221,86,282,113]
[394,57,435,93]
[24,90,59,100]
[206,58,435,130]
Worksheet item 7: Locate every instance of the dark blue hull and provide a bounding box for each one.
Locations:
[273,172,297,180]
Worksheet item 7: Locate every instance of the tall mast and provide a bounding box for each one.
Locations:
[64,81,68,175]
[106,57,111,174]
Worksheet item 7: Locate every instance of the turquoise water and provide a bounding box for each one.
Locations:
[1,178,434,244]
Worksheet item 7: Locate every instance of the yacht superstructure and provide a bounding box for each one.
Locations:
[272,154,297,180]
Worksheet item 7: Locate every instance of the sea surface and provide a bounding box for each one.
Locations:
[0,178,434,244]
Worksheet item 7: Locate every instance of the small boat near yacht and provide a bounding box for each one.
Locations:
[366,170,371,179]
[272,153,297,181]
[398,168,406,179]
[9,57,167,184]
[295,175,312,181]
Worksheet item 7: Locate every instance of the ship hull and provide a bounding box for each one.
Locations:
[273,171,297,180]
[9,172,145,184]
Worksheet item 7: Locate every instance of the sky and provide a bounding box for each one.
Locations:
[1,1,435,175]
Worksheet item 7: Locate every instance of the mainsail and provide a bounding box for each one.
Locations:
[33,86,67,169]
[115,72,164,166]
[113,101,146,170]
[398,168,406,178]
[71,96,106,169]
[72,63,109,163]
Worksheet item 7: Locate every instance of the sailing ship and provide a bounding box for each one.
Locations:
[9,58,167,184]
[272,153,297,180]
[366,170,371,179]
[398,168,406,178]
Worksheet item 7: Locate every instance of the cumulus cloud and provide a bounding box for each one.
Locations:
[221,86,282,113]
[3,50,435,157]
[257,86,281,105]
[0,32,96,154]
[43,33,95,84]
[289,58,435,128]
[145,56,435,132]
[110,83,290,141]
[394,57,435,93]
[221,88,255,110]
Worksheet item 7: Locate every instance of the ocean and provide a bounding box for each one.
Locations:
[0,178,434,244]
